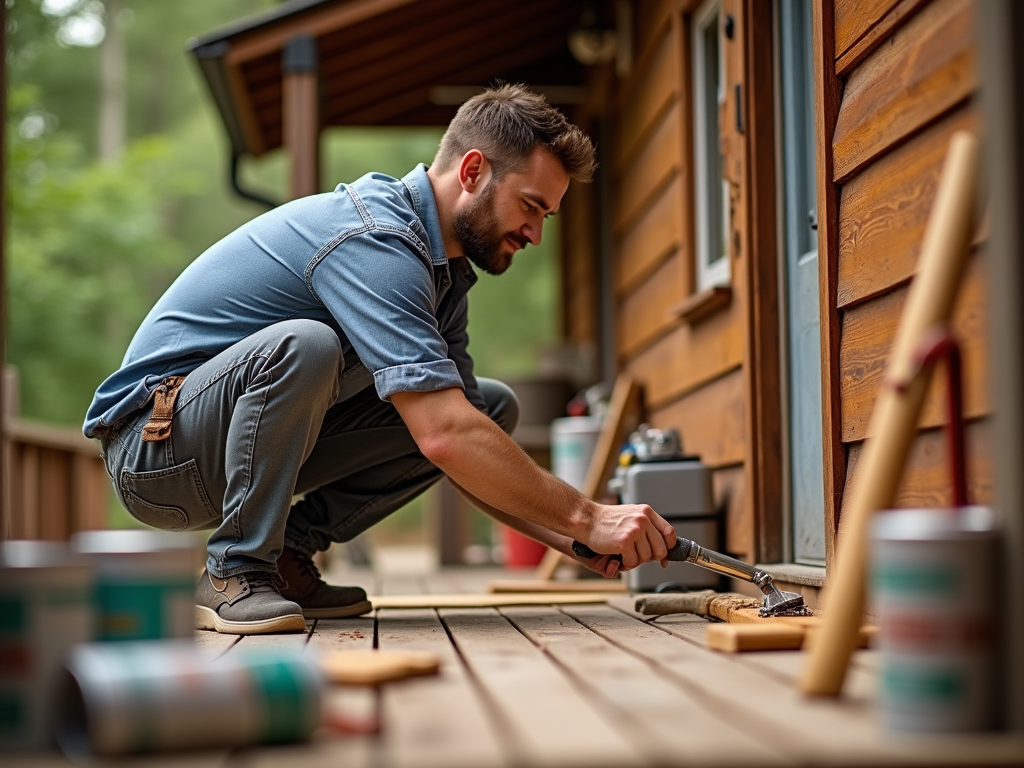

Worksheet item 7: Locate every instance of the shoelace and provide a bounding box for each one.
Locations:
[293,551,322,581]
[240,571,286,593]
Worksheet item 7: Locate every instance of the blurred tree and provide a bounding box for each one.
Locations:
[6,85,197,423]
[5,0,561,431]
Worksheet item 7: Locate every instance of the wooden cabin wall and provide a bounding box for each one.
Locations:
[606,0,757,561]
[820,0,988,548]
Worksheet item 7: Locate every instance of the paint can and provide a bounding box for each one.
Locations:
[0,541,92,750]
[57,640,323,757]
[551,415,603,491]
[71,530,200,641]
[871,505,998,732]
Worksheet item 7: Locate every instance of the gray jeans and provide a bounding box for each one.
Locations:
[102,319,519,579]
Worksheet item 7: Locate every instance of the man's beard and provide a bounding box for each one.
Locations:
[452,183,526,276]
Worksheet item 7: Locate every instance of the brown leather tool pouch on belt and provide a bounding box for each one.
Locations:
[141,375,186,442]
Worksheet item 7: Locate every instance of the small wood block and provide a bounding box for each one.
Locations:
[318,649,441,686]
[804,623,878,650]
[706,620,877,653]
[706,623,806,652]
[486,579,627,594]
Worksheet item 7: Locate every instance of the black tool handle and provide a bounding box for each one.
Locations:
[571,539,693,562]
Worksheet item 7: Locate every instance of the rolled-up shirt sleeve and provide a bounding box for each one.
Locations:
[308,229,465,401]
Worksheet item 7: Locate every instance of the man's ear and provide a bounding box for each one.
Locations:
[458,149,491,192]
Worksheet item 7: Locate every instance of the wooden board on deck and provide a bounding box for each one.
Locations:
[371,592,616,609]
[706,621,876,652]
[376,608,507,768]
[438,607,642,768]
[486,579,626,594]
[501,606,792,766]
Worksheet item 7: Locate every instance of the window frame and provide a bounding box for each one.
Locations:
[691,0,730,291]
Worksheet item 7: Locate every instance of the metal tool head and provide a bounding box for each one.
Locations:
[759,587,813,618]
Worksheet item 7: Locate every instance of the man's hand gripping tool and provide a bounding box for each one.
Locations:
[572,538,812,618]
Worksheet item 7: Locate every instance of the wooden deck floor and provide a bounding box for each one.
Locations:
[25,565,1024,767]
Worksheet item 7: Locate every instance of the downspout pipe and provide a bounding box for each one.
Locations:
[230,151,279,210]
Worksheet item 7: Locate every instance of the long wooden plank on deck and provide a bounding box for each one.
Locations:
[440,607,644,768]
[371,593,617,609]
[376,608,508,768]
[501,606,792,767]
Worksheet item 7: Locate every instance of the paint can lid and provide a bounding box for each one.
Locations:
[872,505,996,541]
[0,540,89,570]
[71,529,200,554]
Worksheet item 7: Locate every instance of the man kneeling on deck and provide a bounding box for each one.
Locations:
[83,85,676,635]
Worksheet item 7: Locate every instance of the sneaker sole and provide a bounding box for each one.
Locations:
[195,605,306,635]
[298,600,374,619]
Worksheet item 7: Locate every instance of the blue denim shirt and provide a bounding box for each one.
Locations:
[83,164,482,439]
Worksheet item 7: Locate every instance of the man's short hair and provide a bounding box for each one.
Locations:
[433,83,596,184]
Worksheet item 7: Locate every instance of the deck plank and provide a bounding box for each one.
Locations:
[306,615,379,762]
[230,620,372,768]
[579,604,1024,765]
[439,607,646,768]
[502,606,793,766]
[376,608,509,767]
[194,629,241,656]
[567,604,911,764]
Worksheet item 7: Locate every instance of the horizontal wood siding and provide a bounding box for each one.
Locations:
[834,0,900,59]
[715,465,751,560]
[836,105,981,309]
[617,254,687,356]
[616,180,685,294]
[614,103,684,234]
[649,369,747,469]
[611,0,757,561]
[839,251,989,443]
[828,0,986,536]
[843,418,992,515]
[831,0,977,182]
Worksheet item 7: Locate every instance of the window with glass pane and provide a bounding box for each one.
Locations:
[692,0,729,290]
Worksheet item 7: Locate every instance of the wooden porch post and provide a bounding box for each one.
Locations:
[282,34,320,200]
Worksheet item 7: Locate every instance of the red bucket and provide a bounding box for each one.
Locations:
[501,526,548,567]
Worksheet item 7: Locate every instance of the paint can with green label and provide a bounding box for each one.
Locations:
[0,541,93,750]
[71,530,200,641]
[57,641,323,757]
[871,506,998,732]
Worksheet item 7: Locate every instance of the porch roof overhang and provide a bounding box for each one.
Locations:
[187,0,590,159]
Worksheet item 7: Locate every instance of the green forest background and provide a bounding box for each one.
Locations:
[5,0,561,428]
[6,0,563,546]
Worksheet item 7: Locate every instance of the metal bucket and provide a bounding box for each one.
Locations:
[71,530,200,641]
[0,541,92,750]
[871,505,998,732]
[57,641,323,757]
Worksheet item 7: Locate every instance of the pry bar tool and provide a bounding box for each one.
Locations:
[572,538,812,618]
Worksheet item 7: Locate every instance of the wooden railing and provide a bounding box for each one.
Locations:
[2,417,110,540]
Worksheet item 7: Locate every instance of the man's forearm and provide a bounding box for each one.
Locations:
[432,407,592,539]
[448,478,573,556]
[392,387,675,568]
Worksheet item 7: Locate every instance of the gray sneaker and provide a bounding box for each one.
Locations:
[277,546,373,619]
[195,569,306,634]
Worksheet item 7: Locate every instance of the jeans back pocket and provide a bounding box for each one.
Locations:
[119,459,219,532]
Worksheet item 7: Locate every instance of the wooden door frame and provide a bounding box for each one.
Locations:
[810,0,844,572]
[742,0,784,564]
